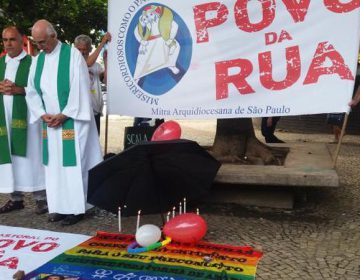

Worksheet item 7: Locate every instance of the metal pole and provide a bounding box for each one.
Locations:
[332,113,349,168]
[104,113,109,155]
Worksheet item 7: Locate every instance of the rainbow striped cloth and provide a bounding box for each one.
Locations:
[24,231,263,280]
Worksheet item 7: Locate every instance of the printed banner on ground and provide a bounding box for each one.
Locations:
[25,231,263,280]
[0,225,89,280]
[107,0,360,119]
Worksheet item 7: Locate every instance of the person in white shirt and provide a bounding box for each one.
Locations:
[26,20,102,226]
[74,33,111,134]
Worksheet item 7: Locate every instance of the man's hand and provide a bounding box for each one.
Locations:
[48,113,68,128]
[41,113,68,128]
[101,32,112,45]
[0,80,6,93]
[0,79,25,95]
[349,99,359,108]
[41,114,55,124]
[349,86,360,108]
[86,32,112,67]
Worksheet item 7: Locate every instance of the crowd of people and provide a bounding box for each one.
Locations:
[1,19,360,227]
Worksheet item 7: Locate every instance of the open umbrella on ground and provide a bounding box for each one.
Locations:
[87,139,221,216]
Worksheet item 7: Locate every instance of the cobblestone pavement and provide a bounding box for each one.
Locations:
[1,117,360,280]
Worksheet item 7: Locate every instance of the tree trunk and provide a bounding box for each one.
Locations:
[210,118,286,165]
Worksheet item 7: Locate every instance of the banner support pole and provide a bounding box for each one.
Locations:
[104,113,109,156]
[332,113,349,168]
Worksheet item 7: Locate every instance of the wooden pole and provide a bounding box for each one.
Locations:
[332,113,349,168]
[104,113,109,155]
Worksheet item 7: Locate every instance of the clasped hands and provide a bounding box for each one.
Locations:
[0,79,25,95]
[41,113,68,128]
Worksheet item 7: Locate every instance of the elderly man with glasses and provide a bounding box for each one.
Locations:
[26,19,102,226]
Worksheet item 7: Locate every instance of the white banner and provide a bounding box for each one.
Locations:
[108,0,360,119]
[0,226,89,279]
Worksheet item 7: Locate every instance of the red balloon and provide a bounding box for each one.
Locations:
[163,213,207,243]
[151,121,181,141]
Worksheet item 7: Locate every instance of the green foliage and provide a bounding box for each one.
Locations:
[0,0,107,48]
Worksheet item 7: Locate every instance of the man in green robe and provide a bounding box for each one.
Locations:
[0,26,46,214]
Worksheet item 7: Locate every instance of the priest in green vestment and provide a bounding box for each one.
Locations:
[26,20,102,226]
[0,26,46,215]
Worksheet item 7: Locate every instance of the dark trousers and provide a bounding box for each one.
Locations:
[133,117,152,127]
[94,113,101,135]
[133,118,164,128]
[261,117,281,138]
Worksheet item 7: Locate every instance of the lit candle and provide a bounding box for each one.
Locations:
[166,211,170,222]
[118,207,121,232]
[196,208,200,215]
[172,206,176,218]
[136,210,141,232]
[183,198,186,213]
[179,202,182,215]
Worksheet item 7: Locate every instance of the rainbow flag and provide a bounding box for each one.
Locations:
[24,231,263,280]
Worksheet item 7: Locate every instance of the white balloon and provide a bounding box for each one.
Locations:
[135,224,162,247]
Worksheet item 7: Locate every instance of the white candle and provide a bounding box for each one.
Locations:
[179,202,182,215]
[118,207,121,232]
[166,211,170,222]
[136,210,141,232]
[172,206,176,218]
[196,208,200,215]
[183,198,186,213]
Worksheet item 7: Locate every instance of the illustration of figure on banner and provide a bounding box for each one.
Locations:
[133,5,181,83]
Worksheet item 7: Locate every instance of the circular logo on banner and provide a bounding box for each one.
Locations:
[125,3,192,96]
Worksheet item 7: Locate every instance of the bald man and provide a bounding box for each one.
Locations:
[26,20,102,226]
[0,26,46,214]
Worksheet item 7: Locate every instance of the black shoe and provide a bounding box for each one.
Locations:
[265,135,285,143]
[0,200,24,214]
[48,213,67,222]
[61,214,84,226]
[35,200,48,215]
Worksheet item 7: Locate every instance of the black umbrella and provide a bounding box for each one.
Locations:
[88,139,221,216]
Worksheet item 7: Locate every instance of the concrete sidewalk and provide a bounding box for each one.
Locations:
[1,116,360,279]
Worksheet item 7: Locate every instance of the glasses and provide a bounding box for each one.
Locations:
[33,35,52,47]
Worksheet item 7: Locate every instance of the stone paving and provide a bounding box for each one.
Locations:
[0,117,360,280]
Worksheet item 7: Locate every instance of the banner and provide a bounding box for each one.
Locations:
[0,226,89,279]
[25,231,263,280]
[107,0,360,119]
